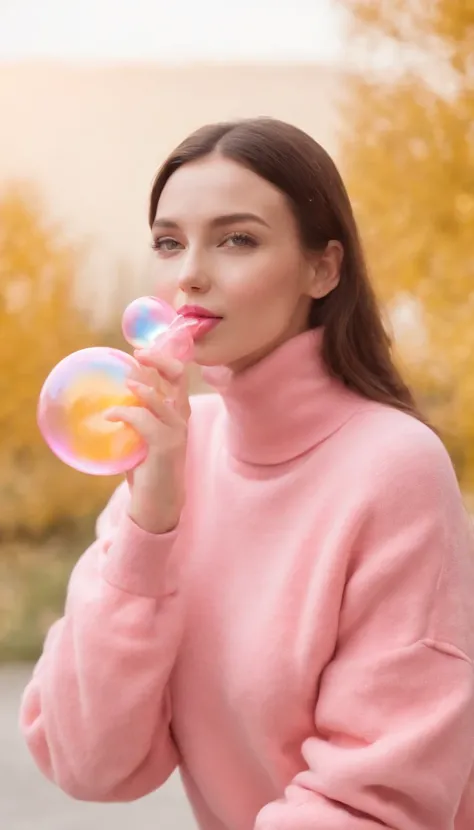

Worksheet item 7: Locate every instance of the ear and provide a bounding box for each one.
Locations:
[307,240,343,299]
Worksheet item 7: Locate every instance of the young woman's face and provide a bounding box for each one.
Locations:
[151,154,339,371]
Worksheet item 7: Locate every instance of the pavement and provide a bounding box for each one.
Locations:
[1,664,197,830]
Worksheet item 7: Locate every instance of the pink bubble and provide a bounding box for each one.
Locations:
[37,296,194,476]
[37,347,147,476]
[121,296,177,349]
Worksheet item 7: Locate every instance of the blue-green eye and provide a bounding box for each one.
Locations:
[151,237,182,252]
[222,232,258,248]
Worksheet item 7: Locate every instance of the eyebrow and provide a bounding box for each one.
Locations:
[152,212,270,230]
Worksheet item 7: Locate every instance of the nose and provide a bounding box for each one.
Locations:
[176,251,211,295]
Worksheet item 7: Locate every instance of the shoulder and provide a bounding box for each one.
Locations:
[340,404,472,558]
[333,402,469,540]
[344,407,474,656]
[344,402,459,498]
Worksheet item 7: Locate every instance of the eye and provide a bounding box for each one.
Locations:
[221,232,258,248]
[151,237,183,252]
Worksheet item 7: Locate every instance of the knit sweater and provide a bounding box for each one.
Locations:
[20,328,474,829]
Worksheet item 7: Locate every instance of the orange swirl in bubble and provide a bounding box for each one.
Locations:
[63,373,143,464]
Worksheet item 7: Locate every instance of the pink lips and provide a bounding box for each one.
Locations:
[189,317,221,339]
[177,305,222,319]
[177,305,222,340]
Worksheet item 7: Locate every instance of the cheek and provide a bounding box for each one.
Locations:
[152,282,180,309]
[227,249,304,311]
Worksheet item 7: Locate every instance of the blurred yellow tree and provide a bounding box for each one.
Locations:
[0,183,116,538]
[338,0,474,491]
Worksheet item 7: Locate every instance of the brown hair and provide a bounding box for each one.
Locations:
[149,117,429,427]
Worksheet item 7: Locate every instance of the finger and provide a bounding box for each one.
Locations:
[104,405,159,444]
[175,367,191,420]
[126,380,186,428]
[129,362,170,396]
[134,349,184,383]
[133,353,191,420]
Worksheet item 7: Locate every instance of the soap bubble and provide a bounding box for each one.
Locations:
[37,347,146,476]
[37,296,198,475]
[121,295,177,349]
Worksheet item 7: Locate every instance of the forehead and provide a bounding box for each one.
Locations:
[155,154,287,222]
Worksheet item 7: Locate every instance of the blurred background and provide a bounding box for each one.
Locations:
[1,1,473,827]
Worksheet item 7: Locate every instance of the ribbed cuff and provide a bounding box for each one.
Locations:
[101,512,180,598]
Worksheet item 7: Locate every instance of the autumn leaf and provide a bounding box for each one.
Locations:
[0,183,116,538]
[338,0,474,490]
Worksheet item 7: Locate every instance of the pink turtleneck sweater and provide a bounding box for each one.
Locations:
[20,329,474,829]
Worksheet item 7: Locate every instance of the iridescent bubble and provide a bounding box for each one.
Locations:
[37,347,146,476]
[121,296,177,349]
[37,296,196,476]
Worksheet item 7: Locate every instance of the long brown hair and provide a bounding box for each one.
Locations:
[149,117,429,426]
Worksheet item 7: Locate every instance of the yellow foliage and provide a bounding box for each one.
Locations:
[338,0,474,490]
[0,183,116,538]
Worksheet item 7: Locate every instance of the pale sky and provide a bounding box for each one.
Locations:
[0,0,348,64]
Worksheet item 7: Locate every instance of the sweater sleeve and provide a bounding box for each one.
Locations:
[19,481,183,802]
[255,423,474,830]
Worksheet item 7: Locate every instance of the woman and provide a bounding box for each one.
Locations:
[20,118,474,829]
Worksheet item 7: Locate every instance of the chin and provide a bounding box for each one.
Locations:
[193,345,230,367]
[191,337,240,369]
[192,329,280,372]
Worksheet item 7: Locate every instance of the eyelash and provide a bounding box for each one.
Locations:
[224,232,258,248]
[150,232,258,252]
[150,238,180,252]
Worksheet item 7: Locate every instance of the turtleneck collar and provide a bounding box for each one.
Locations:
[201,328,367,466]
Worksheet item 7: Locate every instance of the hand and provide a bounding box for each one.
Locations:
[105,343,191,535]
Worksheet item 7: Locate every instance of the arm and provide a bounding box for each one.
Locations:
[256,425,474,830]
[19,482,182,802]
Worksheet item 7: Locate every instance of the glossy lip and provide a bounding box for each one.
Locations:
[177,304,223,320]
[192,317,222,340]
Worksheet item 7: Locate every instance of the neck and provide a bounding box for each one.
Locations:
[201,329,367,466]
